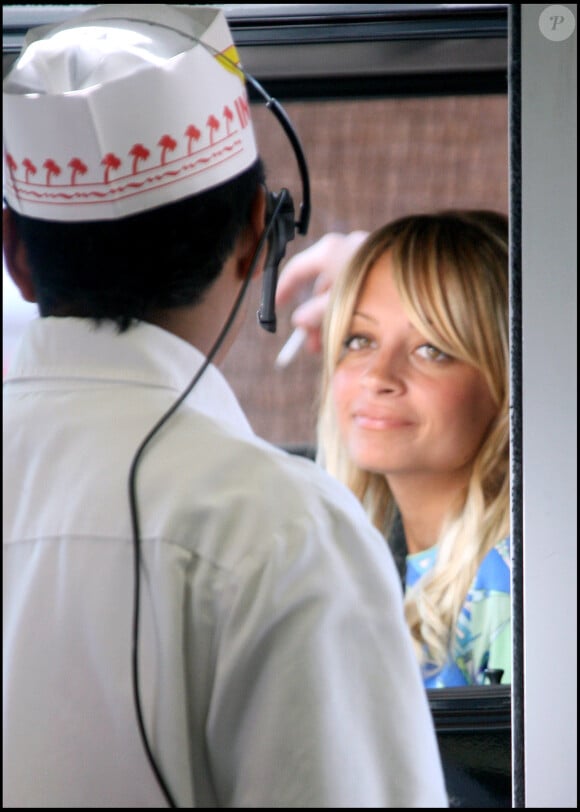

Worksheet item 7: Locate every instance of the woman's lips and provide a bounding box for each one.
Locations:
[352,411,414,430]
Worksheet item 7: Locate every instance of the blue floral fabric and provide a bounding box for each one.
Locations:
[406,538,511,688]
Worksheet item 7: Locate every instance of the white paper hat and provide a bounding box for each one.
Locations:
[3,4,259,221]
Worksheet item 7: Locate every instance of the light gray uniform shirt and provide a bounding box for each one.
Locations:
[3,317,447,808]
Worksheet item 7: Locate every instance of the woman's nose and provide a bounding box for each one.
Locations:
[360,349,406,394]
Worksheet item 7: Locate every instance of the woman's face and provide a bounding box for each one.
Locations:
[332,251,498,485]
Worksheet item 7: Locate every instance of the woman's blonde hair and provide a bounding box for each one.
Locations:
[317,210,510,671]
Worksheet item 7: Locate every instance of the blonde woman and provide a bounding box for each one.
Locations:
[280,211,510,687]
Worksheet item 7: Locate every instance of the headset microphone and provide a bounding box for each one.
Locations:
[180,45,311,336]
[242,79,311,334]
[257,189,296,332]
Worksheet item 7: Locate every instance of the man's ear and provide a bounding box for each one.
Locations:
[3,208,37,302]
[236,185,267,280]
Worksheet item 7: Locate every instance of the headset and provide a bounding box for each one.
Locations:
[254,87,311,332]
[249,78,311,332]
[127,47,311,809]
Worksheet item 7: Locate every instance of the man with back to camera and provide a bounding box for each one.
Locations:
[2,5,448,807]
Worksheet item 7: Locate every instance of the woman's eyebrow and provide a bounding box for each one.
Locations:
[353,310,416,331]
[352,310,378,324]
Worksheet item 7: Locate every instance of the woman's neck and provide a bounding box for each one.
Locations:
[387,472,468,555]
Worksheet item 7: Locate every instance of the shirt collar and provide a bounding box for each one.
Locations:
[5,316,254,437]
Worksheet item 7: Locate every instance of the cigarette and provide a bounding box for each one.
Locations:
[274,327,307,369]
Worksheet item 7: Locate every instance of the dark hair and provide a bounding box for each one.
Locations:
[9,158,265,332]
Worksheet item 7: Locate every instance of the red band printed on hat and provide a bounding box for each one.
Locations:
[4,92,252,210]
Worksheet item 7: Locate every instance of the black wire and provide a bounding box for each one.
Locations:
[242,72,311,236]
[128,192,288,808]
[107,24,309,807]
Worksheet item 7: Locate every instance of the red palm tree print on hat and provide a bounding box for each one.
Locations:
[43,159,61,185]
[207,115,220,145]
[68,158,88,185]
[223,106,233,135]
[158,135,177,166]
[22,159,37,183]
[185,124,201,155]
[102,153,121,184]
[22,158,36,183]
[6,153,18,177]
[129,144,150,174]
